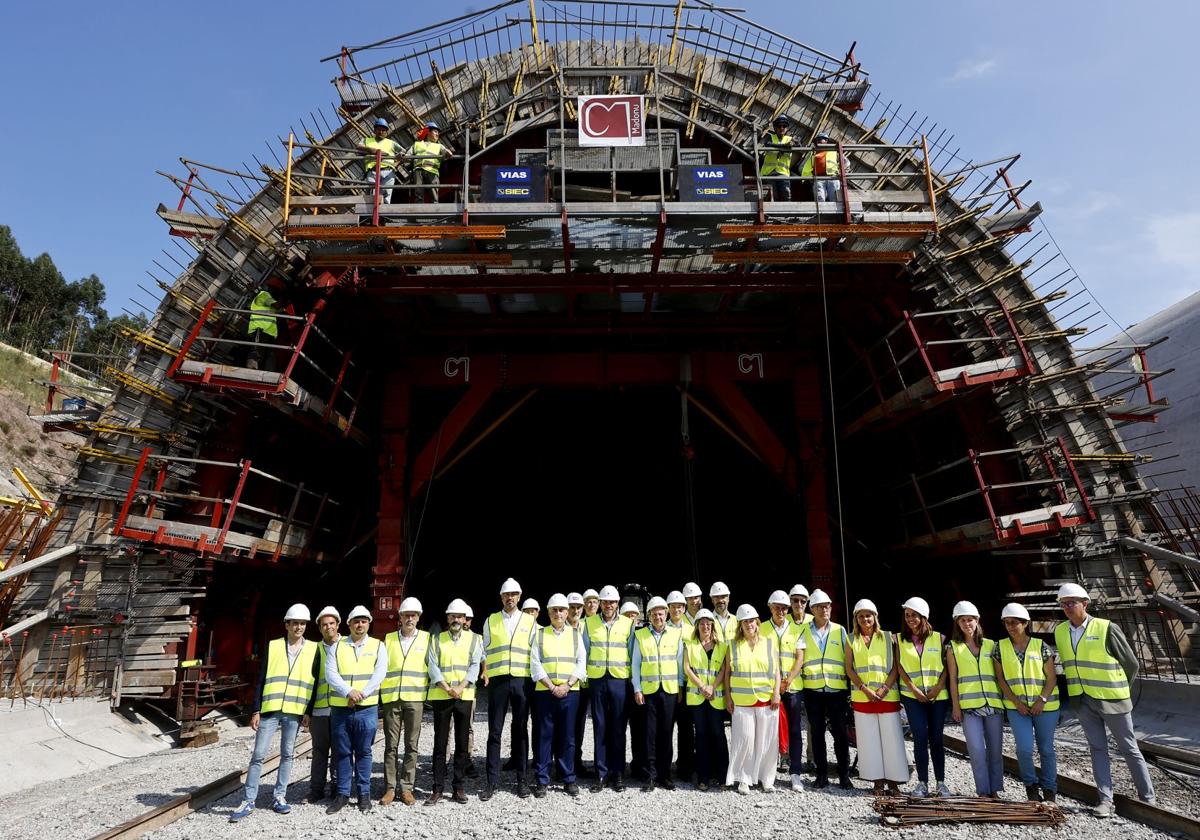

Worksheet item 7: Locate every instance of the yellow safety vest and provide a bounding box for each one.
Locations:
[328,637,383,707]
[380,630,431,704]
[897,631,949,701]
[259,638,318,715]
[634,626,682,695]
[801,149,841,177]
[411,140,444,174]
[585,614,634,680]
[485,611,536,678]
[761,132,794,176]
[1054,618,1130,701]
[669,620,696,642]
[684,639,727,709]
[313,640,336,710]
[712,612,736,645]
[950,639,1003,710]
[769,620,806,693]
[728,635,776,706]
[799,622,849,691]
[248,290,278,338]
[791,613,814,626]
[998,637,1060,712]
[363,136,400,171]
[427,630,478,701]
[849,631,900,703]
[535,625,582,691]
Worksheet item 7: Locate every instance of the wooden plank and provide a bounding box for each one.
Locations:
[120,671,177,688]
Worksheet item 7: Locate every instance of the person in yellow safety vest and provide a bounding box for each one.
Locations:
[993,601,1059,804]
[946,601,1004,798]
[245,277,285,371]
[531,593,587,797]
[759,114,794,201]
[379,597,430,807]
[1054,583,1155,816]
[460,603,481,780]
[566,592,594,780]
[895,596,951,798]
[229,603,319,823]
[620,599,649,781]
[424,598,481,805]
[582,584,635,792]
[799,588,852,789]
[307,606,342,804]
[325,604,386,815]
[789,584,814,626]
[846,599,907,797]
[767,590,807,791]
[665,590,696,783]
[407,121,452,204]
[708,581,736,644]
[480,577,537,800]
[582,588,601,619]
[359,117,401,208]
[801,134,845,203]
[632,596,684,792]
[723,603,780,794]
[681,581,704,631]
[520,597,543,772]
[683,609,728,790]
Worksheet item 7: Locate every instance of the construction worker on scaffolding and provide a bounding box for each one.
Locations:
[759,115,795,201]
[359,117,401,209]
[379,597,430,807]
[406,121,452,204]
[325,605,386,815]
[245,277,284,371]
[229,604,319,823]
[801,134,845,204]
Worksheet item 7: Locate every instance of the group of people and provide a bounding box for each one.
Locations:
[757,113,845,203]
[360,117,451,205]
[228,578,1156,822]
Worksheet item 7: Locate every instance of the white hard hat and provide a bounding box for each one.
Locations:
[709,581,731,597]
[902,597,930,619]
[464,603,474,619]
[522,598,540,611]
[808,589,832,607]
[852,599,878,615]
[789,584,810,598]
[398,597,423,614]
[1001,602,1031,622]
[1057,583,1089,602]
[567,592,585,606]
[599,585,620,602]
[646,596,668,613]
[347,605,372,622]
[681,582,702,598]
[694,608,715,622]
[284,603,311,622]
[316,605,340,623]
[768,589,790,607]
[583,588,600,600]
[620,602,640,615]
[500,577,522,594]
[446,598,469,616]
[666,590,686,605]
[547,593,569,609]
[735,603,759,622]
[952,600,980,619]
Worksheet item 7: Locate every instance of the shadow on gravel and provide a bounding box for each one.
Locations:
[135,792,181,807]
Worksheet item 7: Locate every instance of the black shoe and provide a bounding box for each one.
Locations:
[812,776,829,789]
[612,775,626,792]
[565,783,580,797]
[838,777,853,790]
[307,789,325,804]
[478,785,494,802]
[517,780,531,799]
[1026,785,1042,802]
[1043,790,1056,803]
[452,788,468,804]
[358,797,372,812]
[589,780,605,793]
[533,784,548,798]
[423,789,442,806]
[325,795,349,815]
[465,762,479,779]
[659,778,676,791]
[642,779,655,793]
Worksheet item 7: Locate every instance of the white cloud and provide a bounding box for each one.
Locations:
[948,57,998,82]
[1146,212,1200,268]
[1058,191,1117,220]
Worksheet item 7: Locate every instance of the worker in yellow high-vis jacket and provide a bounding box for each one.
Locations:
[406,121,452,204]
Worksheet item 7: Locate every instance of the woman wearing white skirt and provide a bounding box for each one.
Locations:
[723,604,780,794]
[845,599,907,795]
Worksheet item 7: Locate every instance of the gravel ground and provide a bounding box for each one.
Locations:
[0,701,1189,840]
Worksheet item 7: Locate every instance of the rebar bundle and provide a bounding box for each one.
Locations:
[874,795,1067,828]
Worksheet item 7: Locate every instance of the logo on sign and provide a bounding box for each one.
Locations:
[498,168,530,181]
[697,169,726,179]
[577,95,645,147]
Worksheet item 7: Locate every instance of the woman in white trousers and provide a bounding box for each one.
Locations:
[845,599,907,795]
[723,604,781,794]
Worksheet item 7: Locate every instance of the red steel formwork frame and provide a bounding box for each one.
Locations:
[903,300,1036,393]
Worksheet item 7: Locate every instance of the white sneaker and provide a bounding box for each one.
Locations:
[790,774,805,791]
[1094,801,1113,819]
[935,782,951,797]
[737,782,751,795]
[910,782,928,798]
[761,784,775,795]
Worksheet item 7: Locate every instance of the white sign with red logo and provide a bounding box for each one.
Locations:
[577,95,646,146]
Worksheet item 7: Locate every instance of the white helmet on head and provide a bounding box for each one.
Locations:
[522,598,540,611]
[735,603,759,622]
[464,603,474,619]
[709,581,731,597]
[583,588,600,600]
[620,601,640,616]
[646,596,668,613]
[567,592,584,606]
[902,597,930,619]
[1056,583,1089,602]
[808,589,832,607]
[768,590,790,607]
[681,582,702,598]
[1001,602,1031,622]
[789,584,810,598]
[316,605,340,623]
[347,605,372,622]
[599,585,620,602]
[952,600,980,619]
[547,593,569,609]
[694,608,715,623]
[284,603,311,622]
[446,598,469,616]
[500,577,522,594]
[398,597,423,614]
[666,590,686,605]
[852,599,878,615]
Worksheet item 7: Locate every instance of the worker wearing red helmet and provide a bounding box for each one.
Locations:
[801,133,846,204]
[407,121,452,203]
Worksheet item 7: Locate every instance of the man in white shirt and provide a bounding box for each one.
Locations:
[531,594,588,797]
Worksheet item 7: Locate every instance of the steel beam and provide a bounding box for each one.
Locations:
[1120,536,1200,572]
[287,224,507,241]
[309,252,513,267]
[712,250,915,265]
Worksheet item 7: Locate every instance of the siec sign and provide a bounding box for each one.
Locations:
[577,95,645,147]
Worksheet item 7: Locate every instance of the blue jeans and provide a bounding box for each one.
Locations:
[901,697,948,783]
[535,690,579,785]
[590,675,629,781]
[1007,708,1058,792]
[243,712,301,805]
[332,705,379,799]
[962,711,1004,795]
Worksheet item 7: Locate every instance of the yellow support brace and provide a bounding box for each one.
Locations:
[505,59,527,138]
[215,202,277,250]
[668,0,685,65]
[686,58,704,139]
[528,0,543,65]
[61,443,140,466]
[430,60,458,120]
[13,467,51,516]
[381,88,421,129]
[106,367,187,410]
[119,325,185,358]
[479,69,491,149]
[283,131,294,234]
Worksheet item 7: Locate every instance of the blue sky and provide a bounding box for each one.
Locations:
[1,2,1197,331]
